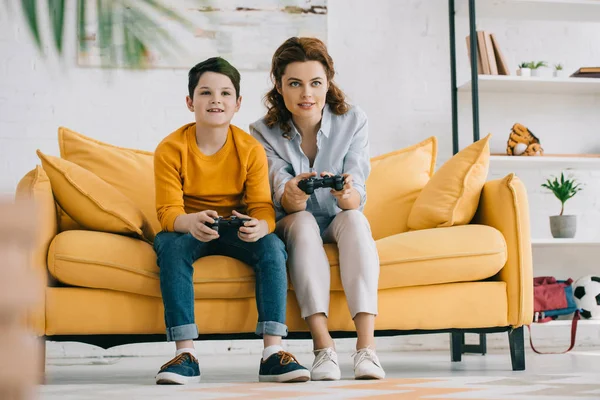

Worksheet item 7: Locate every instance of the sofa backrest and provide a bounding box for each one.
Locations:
[363,137,436,240]
[47,128,437,241]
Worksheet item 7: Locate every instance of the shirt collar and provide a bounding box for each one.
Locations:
[287,104,332,140]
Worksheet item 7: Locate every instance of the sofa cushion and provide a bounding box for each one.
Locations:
[364,136,436,240]
[58,127,160,238]
[48,231,257,300]
[407,134,491,230]
[37,151,153,242]
[47,225,506,299]
[15,166,57,335]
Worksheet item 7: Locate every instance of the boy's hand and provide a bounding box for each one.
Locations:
[232,210,268,242]
[321,171,354,200]
[188,210,220,242]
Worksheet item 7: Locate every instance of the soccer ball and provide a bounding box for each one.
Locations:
[573,275,600,319]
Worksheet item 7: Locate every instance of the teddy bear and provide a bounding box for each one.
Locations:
[506,123,544,156]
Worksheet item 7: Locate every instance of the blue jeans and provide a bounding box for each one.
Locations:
[153,229,289,341]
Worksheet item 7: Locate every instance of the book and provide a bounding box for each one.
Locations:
[484,32,498,75]
[490,33,510,75]
[466,31,509,75]
[465,35,483,73]
[477,31,491,75]
[571,67,600,77]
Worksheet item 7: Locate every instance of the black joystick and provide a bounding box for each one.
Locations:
[205,216,251,232]
[297,175,344,195]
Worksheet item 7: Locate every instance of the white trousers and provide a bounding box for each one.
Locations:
[275,210,379,319]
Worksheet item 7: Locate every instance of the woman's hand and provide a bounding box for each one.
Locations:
[321,172,360,210]
[232,210,268,242]
[282,171,317,213]
[321,172,353,200]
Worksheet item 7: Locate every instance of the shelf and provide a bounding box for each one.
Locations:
[458,75,600,94]
[490,154,600,169]
[532,238,600,246]
[533,319,600,326]
[456,0,600,22]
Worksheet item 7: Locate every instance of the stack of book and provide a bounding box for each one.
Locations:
[571,67,600,78]
[466,31,510,75]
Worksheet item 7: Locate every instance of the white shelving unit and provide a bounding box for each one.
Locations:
[458,75,600,95]
[454,1,600,342]
[456,0,600,22]
[542,319,600,326]
[490,155,600,169]
[532,238,600,246]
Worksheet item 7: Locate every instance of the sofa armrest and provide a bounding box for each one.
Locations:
[15,166,59,336]
[472,173,533,327]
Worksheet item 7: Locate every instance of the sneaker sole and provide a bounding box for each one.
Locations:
[155,371,201,385]
[355,373,385,380]
[259,369,311,383]
[311,371,341,381]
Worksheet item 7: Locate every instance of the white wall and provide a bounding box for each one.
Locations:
[0,0,455,194]
[3,0,599,242]
[3,0,600,353]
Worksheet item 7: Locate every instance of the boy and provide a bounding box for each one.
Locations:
[153,57,310,384]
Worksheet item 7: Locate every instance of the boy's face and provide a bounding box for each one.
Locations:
[186,71,241,127]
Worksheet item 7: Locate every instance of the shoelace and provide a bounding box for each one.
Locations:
[352,347,381,368]
[160,352,198,371]
[278,351,300,366]
[312,348,337,369]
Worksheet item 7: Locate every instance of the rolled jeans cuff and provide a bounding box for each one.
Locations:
[255,321,288,338]
[166,323,198,341]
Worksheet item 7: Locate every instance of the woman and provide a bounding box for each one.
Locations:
[250,37,384,381]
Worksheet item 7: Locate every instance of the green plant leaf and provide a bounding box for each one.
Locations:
[48,0,65,53]
[77,0,87,53]
[540,172,583,214]
[21,0,43,52]
[18,0,203,69]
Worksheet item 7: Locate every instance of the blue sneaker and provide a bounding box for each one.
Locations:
[155,353,201,384]
[259,351,310,383]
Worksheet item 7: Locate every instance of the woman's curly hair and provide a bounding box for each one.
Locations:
[264,37,349,137]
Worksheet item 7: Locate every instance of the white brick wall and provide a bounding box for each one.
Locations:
[1,1,600,352]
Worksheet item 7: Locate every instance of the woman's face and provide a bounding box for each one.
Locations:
[279,61,328,121]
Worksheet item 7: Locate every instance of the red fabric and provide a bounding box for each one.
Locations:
[533,276,572,312]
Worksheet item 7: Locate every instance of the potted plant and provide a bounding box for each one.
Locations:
[517,62,532,77]
[531,61,549,77]
[554,63,567,78]
[541,172,583,238]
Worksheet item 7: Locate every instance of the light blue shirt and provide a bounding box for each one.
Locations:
[250,104,370,232]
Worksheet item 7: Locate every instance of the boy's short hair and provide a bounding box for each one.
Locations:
[188,57,241,99]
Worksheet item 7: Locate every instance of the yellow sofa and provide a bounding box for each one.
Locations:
[17,128,533,372]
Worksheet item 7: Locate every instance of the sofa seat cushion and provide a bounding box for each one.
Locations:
[48,231,257,300]
[325,224,506,290]
[48,225,506,299]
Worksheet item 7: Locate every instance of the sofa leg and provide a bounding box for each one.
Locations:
[450,331,463,362]
[39,337,46,384]
[508,327,525,371]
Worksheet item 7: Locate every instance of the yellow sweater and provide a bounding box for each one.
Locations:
[154,123,275,233]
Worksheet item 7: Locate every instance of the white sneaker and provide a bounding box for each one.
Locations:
[311,348,341,381]
[353,347,385,380]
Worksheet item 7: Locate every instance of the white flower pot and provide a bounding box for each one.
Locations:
[554,70,568,78]
[517,68,531,77]
[532,68,552,78]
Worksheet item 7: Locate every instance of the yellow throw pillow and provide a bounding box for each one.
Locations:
[58,127,160,238]
[364,137,437,240]
[407,134,491,230]
[36,151,153,242]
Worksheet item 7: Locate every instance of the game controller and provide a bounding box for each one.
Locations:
[297,175,344,195]
[205,216,251,232]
